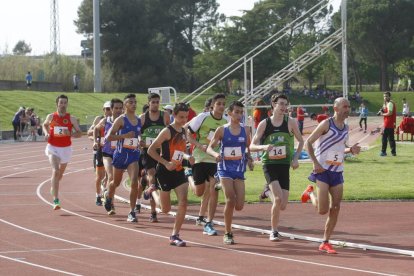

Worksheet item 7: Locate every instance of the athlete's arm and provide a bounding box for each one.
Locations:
[42,113,53,140]
[305,119,329,173]
[289,117,304,170]
[93,117,106,150]
[70,116,83,138]
[206,126,224,161]
[249,119,269,152]
[148,128,176,171]
[106,116,133,141]
[244,126,254,171]
[87,115,101,139]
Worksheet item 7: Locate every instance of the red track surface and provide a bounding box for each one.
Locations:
[0,119,412,275]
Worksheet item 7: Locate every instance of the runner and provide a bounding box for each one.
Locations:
[104,94,141,223]
[187,93,228,236]
[93,98,124,206]
[139,93,170,222]
[206,101,253,244]
[148,102,194,247]
[301,97,361,254]
[250,94,303,241]
[88,101,112,205]
[42,94,82,210]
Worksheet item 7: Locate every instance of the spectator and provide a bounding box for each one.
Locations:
[204,97,213,112]
[358,102,368,133]
[402,98,410,117]
[12,107,25,140]
[73,73,80,92]
[379,91,397,156]
[163,105,174,123]
[296,105,305,135]
[25,72,32,89]
[252,99,268,129]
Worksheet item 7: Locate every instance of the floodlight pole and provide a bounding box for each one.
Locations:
[341,0,348,99]
[93,0,102,92]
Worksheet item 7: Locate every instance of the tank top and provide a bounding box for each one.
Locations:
[141,111,165,148]
[260,116,294,165]
[314,117,348,172]
[384,101,396,128]
[48,112,73,147]
[160,125,187,172]
[114,115,141,155]
[102,117,116,155]
[218,124,247,173]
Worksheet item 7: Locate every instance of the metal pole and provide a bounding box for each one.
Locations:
[249,58,254,129]
[341,0,348,99]
[93,0,102,92]
[244,57,248,107]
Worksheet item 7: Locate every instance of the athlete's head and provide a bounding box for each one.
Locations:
[383,91,391,102]
[103,101,112,117]
[123,94,137,112]
[172,102,189,126]
[147,93,160,112]
[55,94,68,113]
[228,101,244,123]
[111,98,124,118]
[212,93,226,115]
[310,113,317,120]
[204,97,213,112]
[271,94,289,115]
[333,97,350,118]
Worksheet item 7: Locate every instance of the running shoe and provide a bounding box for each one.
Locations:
[319,242,337,254]
[105,198,115,215]
[203,222,218,236]
[196,217,207,226]
[170,234,186,247]
[184,168,192,177]
[301,185,314,203]
[214,183,222,191]
[96,196,103,206]
[127,211,138,222]
[53,198,61,210]
[223,232,235,245]
[143,184,157,200]
[149,212,158,223]
[259,184,270,201]
[380,152,387,157]
[269,231,280,241]
[109,204,116,215]
[134,204,141,213]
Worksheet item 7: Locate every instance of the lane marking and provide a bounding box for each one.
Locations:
[0,254,82,276]
[0,247,93,254]
[0,153,91,170]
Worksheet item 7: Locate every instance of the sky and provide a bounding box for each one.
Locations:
[0,0,340,56]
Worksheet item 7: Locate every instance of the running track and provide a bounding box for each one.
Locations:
[0,131,412,275]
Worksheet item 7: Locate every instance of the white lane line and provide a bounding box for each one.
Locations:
[0,149,90,163]
[0,254,82,276]
[0,248,93,254]
[34,174,396,276]
[0,153,91,170]
[0,218,235,276]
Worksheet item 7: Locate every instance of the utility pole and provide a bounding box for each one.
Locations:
[50,0,60,57]
[93,0,102,92]
[341,0,348,99]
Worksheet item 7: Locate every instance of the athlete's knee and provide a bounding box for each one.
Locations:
[226,196,236,207]
[318,207,329,215]
[161,205,171,213]
[273,196,282,206]
[194,185,205,197]
[235,201,244,211]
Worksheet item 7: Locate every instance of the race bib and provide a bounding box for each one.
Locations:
[223,147,242,160]
[54,126,69,137]
[123,138,138,149]
[172,150,184,164]
[145,137,155,147]
[325,151,343,166]
[110,140,117,149]
[269,146,286,160]
[207,131,215,141]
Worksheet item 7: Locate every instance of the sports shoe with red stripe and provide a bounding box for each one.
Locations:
[319,242,337,254]
[301,185,314,203]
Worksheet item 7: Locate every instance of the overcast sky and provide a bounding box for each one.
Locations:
[0,0,340,56]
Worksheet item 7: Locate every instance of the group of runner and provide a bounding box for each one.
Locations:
[42,92,360,253]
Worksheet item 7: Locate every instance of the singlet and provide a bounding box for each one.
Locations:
[188,112,228,163]
[160,125,187,172]
[102,117,116,155]
[314,117,348,172]
[218,124,247,173]
[260,116,294,165]
[48,112,73,147]
[141,111,165,148]
[114,115,141,154]
[383,101,396,128]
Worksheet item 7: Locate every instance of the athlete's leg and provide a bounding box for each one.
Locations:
[172,183,188,236]
[323,183,343,241]
[127,162,139,212]
[269,180,285,231]
[207,176,218,222]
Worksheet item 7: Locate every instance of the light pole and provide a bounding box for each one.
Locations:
[341,0,348,99]
[93,0,102,92]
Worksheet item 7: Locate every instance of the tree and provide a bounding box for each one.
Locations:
[13,40,32,55]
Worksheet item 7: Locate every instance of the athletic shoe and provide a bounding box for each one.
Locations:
[223,232,235,245]
[127,211,138,222]
[143,184,157,200]
[203,222,218,236]
[149,212,158,223]
[214,183,222,191]
[319,242,337,254]
[109,204,116,215]
[259,184,270,201]
[96,196,103,206]
[380,152,387,156]
[301,185,314,203]
[196,217,207,226]
[134,204,141,213]
[269,231,280,241]
[105,198,115,215]
[53,198,61,210]
[184,168,192,177]
[169,234,186,247]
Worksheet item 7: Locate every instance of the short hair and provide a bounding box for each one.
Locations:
[124,93,136,101]
[204,97,213,108]
[271,93,288,103]
[142,104,149,113]
[384,91,391,97]
[147,93,160,102]
[228,100,244,112]
[310,113,317,119]
[56,94,68,104]
[173,102,189,115]
[212,93,226,104]
[110,98,123,108]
